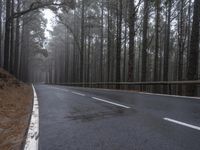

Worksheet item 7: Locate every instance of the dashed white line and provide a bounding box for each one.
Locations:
[52,87,69,92]
[24,85,39,150]
[91,97,130,109]
[72,92,86,96]
[164,118,200,131]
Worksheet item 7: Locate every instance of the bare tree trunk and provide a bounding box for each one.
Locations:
[186,0,192,72]
[128,0,135,82]
[116,0,122,88]
[163,0,171,82]
[107,0,111,82]
[4,0,11,71]
[186,0,200,96]
[163,0,171,93]
[177,0,185,95]
[100,0,104,82]
[141,0,149,82]
[154,0,160,82]
[80,0,85,82]
[10,0,14,74]
[123,2,128,82]
[87,22,91,82]
[0,0,2,67]
[14,0,21,78]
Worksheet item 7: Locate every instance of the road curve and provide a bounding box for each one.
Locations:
[34,84,200,150]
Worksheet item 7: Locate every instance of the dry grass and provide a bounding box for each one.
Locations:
[0,68,33,150]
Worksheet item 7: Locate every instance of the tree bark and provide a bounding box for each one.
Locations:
[163,0,171,93]
[154,0,160,82]
[128,0,135,82]
[4,0,11,71]
[107,0,111,82]
[14,0,21,78]
[186,0,200,96]
[123,2,128,82]
[80,0,85,82]
[100,0,104,82]
[116,0,122,88]
[141,0,149,82]
[177,0,185,95]
[163,0,171,82]
[10,0,15,74]
[0,0,2,67]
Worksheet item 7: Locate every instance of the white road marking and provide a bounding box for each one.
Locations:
[24,85,39,150]
[138,91,200,100]
[100,88,200,100]
[91,97,130,109]
[67,86,200,100]
[52,87,69,92]
[164,118,200,131]
[72,92,85,96]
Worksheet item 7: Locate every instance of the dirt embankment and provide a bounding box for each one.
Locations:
[0,68,33,150]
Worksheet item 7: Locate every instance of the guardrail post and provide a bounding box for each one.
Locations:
[168,84,171,95]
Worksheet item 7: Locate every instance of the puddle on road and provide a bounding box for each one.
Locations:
[65,109,137,122]
[64,108,134,122]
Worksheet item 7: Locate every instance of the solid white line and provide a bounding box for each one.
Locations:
[164,118,200,131]
[137,91,200,100]
[91,97,130,109]
[72,92,85,96]
[24,85,39,150]
[52,87,69,92]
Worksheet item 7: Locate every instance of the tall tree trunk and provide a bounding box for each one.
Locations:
[163,0,171,82]
[20,19,29,82]
[4,0,11,71]
[87,32,91,82]
[186,0,192,73]
[154,0,160,82]
[153,0,161,93]
[0,0,2,67]
[100,0,104,82]
[14,0,21,78]
[107,0,111,82]
[141,0,149,82]
[80,0,85,82]
[116,0,122,87]
[186,0,200,96]
[163,0,171,93]
[10,0,14,74]
[123,2,128,82]
[177,0,185,95]
[128,0,135,82]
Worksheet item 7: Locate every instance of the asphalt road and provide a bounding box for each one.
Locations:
[34,84,200,150]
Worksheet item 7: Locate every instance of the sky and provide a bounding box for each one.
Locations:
[42,9,56,39]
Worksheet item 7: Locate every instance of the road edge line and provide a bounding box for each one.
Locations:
[92,97,131,109]
[164,118,200,131]
[24,84,39,150]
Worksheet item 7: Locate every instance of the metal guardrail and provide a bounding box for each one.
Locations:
[55,80,200,96]
[59,80,200,86]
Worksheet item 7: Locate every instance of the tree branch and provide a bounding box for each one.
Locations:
[12,1,75,19]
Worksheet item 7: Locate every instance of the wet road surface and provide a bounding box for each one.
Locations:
[34,84,200,150]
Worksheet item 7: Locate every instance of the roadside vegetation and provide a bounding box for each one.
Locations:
[0,68,32,150]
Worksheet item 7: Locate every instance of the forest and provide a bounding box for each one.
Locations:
[0,0,200,96]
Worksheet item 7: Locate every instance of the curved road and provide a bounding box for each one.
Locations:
[34,84,200,150]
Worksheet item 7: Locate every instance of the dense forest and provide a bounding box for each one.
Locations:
[0,0,200,95]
